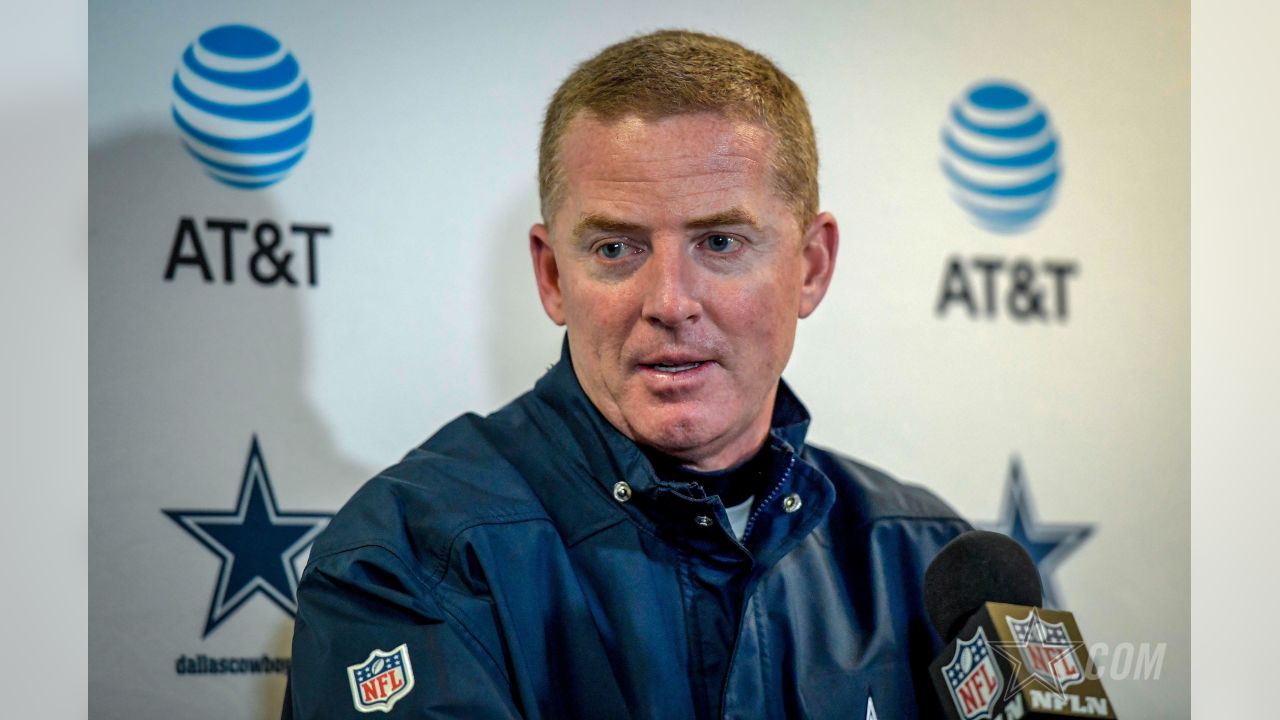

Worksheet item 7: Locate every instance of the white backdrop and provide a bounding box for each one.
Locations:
[89,1,1188,717]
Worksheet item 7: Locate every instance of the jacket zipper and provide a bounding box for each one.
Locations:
[714,454,795,719]
[738,454,795,544]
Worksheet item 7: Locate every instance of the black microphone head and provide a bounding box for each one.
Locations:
[924,530,1043,642]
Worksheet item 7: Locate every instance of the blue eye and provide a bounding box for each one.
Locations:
[597,241,628,260]
[704,234,738,253]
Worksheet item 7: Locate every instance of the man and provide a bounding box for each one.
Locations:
[284,30,969,719]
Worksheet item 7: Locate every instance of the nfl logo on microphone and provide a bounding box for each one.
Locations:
[347,644,416,713]
[942,627,1004,720]
[1007,611,1085,690]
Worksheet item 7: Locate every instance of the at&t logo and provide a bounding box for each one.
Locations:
[941,81,1059,233]
[935,80,1079,324]
[171,24,313,189]
[164,24,333,288]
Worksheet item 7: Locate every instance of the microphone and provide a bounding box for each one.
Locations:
[923,531,1116,719]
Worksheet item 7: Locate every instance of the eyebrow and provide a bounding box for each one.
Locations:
[571,214,646,242]
[570,208,763,241]
[684,208,762,232]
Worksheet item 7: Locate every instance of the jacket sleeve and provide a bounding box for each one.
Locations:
[282,543,521,719]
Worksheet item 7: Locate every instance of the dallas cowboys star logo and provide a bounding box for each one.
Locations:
[981,456,1093,608]
[164,435,331,637]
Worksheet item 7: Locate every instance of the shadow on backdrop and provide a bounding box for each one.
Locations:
[90,128,368,720]
[485,185,565,403]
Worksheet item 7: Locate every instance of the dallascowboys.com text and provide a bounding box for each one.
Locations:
[175,654,291,675]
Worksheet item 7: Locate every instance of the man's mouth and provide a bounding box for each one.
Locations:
[648,361,703,373]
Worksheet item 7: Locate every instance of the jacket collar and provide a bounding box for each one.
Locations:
[530,338,813,501]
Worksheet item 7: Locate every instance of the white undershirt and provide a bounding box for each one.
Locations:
[725,496,755,540]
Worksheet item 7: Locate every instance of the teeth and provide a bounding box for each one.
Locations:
[654,362,701,373]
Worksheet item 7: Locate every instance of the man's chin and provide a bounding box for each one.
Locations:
[630,412,725,461]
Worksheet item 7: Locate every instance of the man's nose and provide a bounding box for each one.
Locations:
[640,245,701,328]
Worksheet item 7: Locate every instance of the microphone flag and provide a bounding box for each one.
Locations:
[929,602,1116,720]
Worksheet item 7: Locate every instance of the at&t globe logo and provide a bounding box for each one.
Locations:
[941,81,1059,233]
[171,24,313,189]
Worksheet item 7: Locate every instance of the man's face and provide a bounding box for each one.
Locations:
[530,112,837,471]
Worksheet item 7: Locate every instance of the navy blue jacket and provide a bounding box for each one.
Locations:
[283,347,970,719]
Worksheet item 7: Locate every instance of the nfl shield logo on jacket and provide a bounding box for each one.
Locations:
[347,644,415,713]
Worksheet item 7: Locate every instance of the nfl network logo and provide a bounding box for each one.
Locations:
[1006,610,1085,692]
[347,644,416,713]
[942,626,1004,720]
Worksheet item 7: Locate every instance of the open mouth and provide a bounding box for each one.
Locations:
[648,361,703,373]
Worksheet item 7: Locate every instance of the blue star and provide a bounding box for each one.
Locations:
[981,456,1092,609]
[164,435,332,637]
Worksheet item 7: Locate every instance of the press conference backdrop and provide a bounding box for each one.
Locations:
[88,1,1189,717]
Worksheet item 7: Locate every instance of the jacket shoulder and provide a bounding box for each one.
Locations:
[802,444,969,528]
[309,408,552,586]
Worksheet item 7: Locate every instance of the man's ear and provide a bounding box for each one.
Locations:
[797,211,839,319]
[529,223,566,326]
